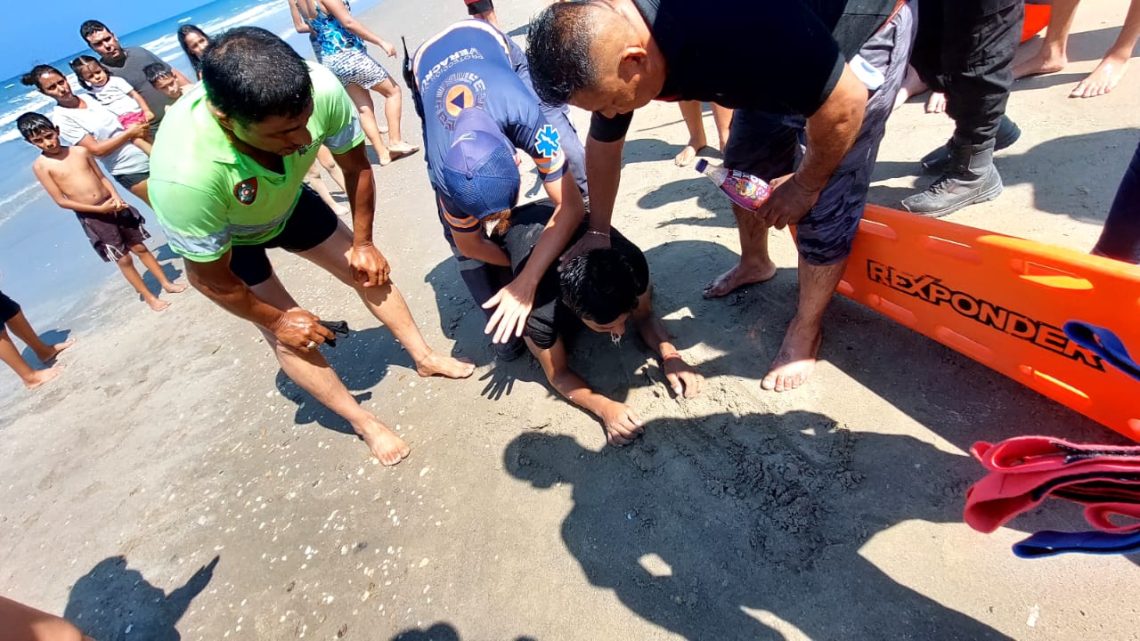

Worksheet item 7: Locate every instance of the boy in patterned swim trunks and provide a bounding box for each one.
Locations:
[18,112,185,312]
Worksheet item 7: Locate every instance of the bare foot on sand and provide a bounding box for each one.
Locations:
[1071,56,1130,98]
[703,260,777,299]
[387,142,420,163]
[1013,44,1067,79]
[163,281,188,294]
[23,366,61,390]
[355,418,411,466]
[146,297,170,312]
[925,92,947,114]
[761,318,822,393]
[36,339,75,365]
[415,352,475,379]
[674,143,705,167]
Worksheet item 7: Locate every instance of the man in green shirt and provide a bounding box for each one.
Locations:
[149,27,473,467]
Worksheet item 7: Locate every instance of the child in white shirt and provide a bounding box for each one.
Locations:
[69,55,153,154]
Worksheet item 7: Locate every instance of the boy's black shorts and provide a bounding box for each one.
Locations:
[0,290,20,324]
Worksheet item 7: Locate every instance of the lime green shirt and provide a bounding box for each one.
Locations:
[148,63,365,262]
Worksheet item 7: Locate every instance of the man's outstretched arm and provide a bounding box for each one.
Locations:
[631,287,702,398]
[527,336,644,446]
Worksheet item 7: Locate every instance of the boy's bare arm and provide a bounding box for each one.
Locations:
[32,159,115,215]
[631,286,702,398]
[129,89,155,121]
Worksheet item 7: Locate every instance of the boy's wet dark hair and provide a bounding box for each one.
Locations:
[68,55,107,91]
[79,19,110,42]
[526,2,601,105]
[560,248,640,325]
[20,64,63,91]
[144,62,173,86]
[16,112,57,141]
[200,26,312,126]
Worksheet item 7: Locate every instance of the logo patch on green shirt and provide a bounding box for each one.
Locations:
[234,178,258,205]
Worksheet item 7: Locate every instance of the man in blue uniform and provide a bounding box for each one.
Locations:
[410,19,588,358]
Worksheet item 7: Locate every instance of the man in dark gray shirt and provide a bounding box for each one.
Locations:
[79,20,192,130]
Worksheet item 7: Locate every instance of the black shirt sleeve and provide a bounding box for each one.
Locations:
[589,111,634,143]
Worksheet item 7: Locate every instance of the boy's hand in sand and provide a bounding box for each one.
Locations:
[271,307,336,351]
[663,354,702,399]
[350,243,391,287]
[599,400,644,446]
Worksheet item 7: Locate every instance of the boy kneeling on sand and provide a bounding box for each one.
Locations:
[492,199,703,446]
[18,112,185,312]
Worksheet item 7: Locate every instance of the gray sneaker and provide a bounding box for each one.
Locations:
[901,164,1003,218]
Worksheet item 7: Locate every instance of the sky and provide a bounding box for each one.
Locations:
[0,0,211,81]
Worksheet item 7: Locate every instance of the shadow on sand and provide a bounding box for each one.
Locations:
[64,555,218,641]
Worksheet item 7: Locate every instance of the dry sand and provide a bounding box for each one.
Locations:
[2,1,1140,640]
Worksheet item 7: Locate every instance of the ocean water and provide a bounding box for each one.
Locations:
[0,0,378,327]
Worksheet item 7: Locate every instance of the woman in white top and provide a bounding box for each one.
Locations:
[22,64,152,205]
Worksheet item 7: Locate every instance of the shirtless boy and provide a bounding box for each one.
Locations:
[19,112,185,312]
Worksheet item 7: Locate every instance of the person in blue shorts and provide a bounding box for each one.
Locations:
[409,19,589,359]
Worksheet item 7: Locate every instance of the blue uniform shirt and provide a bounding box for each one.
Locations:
[414,20,566,234]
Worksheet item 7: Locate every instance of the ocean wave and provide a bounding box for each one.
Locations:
[0,182,47,230]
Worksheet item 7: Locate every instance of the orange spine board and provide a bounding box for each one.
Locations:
[840,204,1140,440]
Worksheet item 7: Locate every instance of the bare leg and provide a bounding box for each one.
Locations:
[703,205,778,298]
[298,222,475,379]
[1015,0,1080,78]
[249,272,410,466]
[760,257,844,392]
[130,244,186,293]
[115,252,167,311]
[0,326,58,389]
[893,64,929,110]
[1072,0,1140,97]
[5,310,73,363]
[345,82,391,165]
[126,179,150,207]
[674,101,708,167]
[0,595,92,640]
[305,164,349,216]
[712,104,733,151]
[372,78,418,158]
[317,146,348,191]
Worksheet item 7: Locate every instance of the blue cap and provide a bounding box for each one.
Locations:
[440,109,519,220]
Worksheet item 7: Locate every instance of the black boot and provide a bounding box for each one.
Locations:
[901,143,1003,218]
[920,115,1021,174]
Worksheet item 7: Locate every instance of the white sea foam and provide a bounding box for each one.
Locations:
[0,181,48,229]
